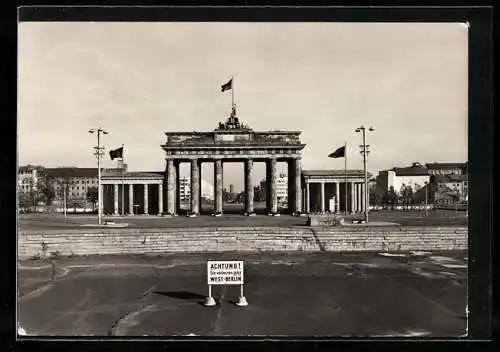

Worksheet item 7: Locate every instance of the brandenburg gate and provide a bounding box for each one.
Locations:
[161,113,306,216]
[100,112,369,216]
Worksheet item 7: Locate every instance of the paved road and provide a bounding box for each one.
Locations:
[19,213,308,230]
[19,209,466,231]
[18,251,467,337]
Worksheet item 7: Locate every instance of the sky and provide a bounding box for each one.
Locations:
[18,22,468,192]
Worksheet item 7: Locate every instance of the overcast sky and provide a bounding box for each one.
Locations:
[18,22,468,191]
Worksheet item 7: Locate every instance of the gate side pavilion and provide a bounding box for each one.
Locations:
[101,169,164,215]
[302,170,372,214]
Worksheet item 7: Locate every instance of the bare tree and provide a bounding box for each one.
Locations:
[86,186,98,212]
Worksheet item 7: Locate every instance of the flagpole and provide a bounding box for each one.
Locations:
[231,76,234,108]
[345,141,348,215]
[121,144,124,216]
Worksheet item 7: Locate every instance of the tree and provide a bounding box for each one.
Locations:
[427,182,438,203]
[18,192,33,211]
[32,166,50,206]
[463,183,468,202]
[68,198,84,213]
[399,184,414,209]
[369,187,384,205]
[41,185,56,206]
[386,186,399,208]
[222,189,232,202]
[87,187,98,211]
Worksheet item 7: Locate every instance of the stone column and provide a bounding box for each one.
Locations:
[128,184,134,215]
[320,182,325,213]
[214,159,223,214]
[361,183,365,212]
[293,158,302,214]
[244,159,254,215]
[302,187,305,213]
[167,159,175,215]
[306,182,311,214]
[352,183,356,213]
[287,162,291,212]
[143,183,149,214]
[265,160,271,212]
[335,182,340,213]
[353,183,358,213]
[356,183,360,212]
[175,161,180,214]
[198,160,202,214]
[350,182,355,213]
[158,183,163,215]
[190,159,200,216]
[356,183,359,213]
[268,158,278,214]
[113,184,119,215]
[358,183,364,213]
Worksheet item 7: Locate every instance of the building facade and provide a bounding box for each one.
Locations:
[431,174,468,204]
[276,173,288,203]
[18,165,41,194]
[177,177,214,202]
[46,167,98,202]
[260,173,289,203]
[376,162,430,194]
[178,177,191,202]
[425,162,467,176]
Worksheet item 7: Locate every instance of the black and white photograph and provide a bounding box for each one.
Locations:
[16,9,481,339]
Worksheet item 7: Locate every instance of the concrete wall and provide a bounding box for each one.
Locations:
[18,226,467,259]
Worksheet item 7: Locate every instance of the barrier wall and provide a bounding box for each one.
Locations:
[17,226,468,259]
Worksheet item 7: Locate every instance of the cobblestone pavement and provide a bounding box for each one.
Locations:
[17,250,467,337]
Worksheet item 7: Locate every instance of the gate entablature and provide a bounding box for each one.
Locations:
[162,130,305,160]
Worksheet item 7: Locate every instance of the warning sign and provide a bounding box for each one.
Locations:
[207,260,244,285]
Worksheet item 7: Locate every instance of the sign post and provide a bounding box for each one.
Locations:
[205,260,247,307]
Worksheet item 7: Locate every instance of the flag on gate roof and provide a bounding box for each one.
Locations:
[221,78,233,92]
[328,146,345,158]
[109,147,123,160]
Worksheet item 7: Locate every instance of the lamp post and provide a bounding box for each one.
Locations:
[355,125,374,223]
[89,128,108,225]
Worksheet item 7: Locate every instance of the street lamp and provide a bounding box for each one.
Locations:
[355,125,374,223]
[89,128,108,225]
